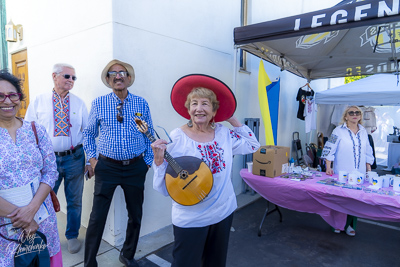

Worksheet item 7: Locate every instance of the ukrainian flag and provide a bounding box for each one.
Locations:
[258,60,280,145]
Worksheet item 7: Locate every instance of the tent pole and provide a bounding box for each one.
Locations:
[233,47,238,95]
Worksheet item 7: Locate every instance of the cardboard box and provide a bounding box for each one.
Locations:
[252,146,290,177]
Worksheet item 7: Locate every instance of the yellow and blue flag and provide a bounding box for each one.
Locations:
[258,60,280,145]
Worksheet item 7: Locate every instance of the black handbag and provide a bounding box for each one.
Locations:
[0,223,50,267]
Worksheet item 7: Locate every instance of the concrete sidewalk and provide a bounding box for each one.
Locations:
[58,193,260,267]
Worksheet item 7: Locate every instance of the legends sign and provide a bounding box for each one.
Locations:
[294,0,399,31]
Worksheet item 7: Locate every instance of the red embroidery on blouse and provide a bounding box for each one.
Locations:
[229,130,241,140]
[197,141,225,174]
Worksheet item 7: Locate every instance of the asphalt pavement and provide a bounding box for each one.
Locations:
[139,197,400,267]
[59,166,400,267]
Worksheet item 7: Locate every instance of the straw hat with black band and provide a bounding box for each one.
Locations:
[170,74,237,122]
[101,59,135,88]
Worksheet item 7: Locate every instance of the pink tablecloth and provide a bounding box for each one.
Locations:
[240,169,400,230]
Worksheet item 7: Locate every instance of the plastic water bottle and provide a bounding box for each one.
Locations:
[289,158,295,173]
[317,165,322,172]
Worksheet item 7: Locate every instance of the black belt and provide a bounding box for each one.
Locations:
[54,144,83,157]
[99,154,143,166]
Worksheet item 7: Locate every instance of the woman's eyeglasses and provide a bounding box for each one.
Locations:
[61,74,77,81]
[154,125,173,145]
[117,103,123,123]
[0,93,21,103]
[348,111,361,116]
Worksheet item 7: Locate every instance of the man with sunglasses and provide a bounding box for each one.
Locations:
[83,59,154,267]
[25,63,90,254]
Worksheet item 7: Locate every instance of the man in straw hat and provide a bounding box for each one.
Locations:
[83,59,154,267]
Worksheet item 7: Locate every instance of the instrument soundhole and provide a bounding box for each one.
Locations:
[180,170,188,179]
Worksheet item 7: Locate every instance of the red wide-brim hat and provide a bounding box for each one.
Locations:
[170,74,237,122]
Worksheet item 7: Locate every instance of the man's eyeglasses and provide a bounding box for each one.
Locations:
[108,71,128,78]
[117,103,123,123]
[61,74,77,81]
[348,111,361,116]
[0,93,21,103]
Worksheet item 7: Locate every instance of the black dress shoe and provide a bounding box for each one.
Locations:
[119,252,139,267]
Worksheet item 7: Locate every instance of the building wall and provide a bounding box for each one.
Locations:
[5,0,343,246]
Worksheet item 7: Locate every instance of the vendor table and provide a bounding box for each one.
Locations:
[240,169,400,234]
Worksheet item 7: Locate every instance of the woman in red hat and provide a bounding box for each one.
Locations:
[151,74,260,267]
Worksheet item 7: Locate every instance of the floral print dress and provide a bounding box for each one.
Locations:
[0,120,60,267]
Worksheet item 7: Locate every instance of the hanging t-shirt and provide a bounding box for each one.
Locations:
[304,99,317,133]
[296,88,314,120]
[361,106,377,134]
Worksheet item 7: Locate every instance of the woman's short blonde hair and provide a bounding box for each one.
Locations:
[184,87,220,112]
[340,105,363,125]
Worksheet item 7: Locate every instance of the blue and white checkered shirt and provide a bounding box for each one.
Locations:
[83,91,154,166]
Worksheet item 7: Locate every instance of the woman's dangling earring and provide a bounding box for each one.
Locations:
[210,118,216,129]
[187,119,193,128]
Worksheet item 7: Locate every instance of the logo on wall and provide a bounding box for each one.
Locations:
[296,31,339,49]
[360,24,400,53]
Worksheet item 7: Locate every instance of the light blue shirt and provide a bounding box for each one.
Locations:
[83,91,154,166]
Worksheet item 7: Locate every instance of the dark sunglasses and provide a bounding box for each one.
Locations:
[108,71,128,78]
[117,103,123,123]
[61,74,77,81]
[0,93,21,103]
[348,111,361,116]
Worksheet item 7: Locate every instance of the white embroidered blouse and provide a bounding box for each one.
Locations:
[322,123,374,174]
[153,123,260,228]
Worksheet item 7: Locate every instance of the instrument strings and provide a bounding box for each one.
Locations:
[135,117,211,205]
[185,180,206,201]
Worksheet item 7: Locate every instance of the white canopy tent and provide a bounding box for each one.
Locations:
[315,74,400,105]
[315,73,400,167]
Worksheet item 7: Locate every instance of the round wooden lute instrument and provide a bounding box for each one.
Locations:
[135,118,213,206]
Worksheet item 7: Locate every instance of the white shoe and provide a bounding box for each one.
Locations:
[346,225,356,237]
[67,238,82,254]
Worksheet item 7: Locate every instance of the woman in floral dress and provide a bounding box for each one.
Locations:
[0,70,62,266]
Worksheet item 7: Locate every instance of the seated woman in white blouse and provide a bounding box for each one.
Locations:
[322,105,374,236]
[151,75,260,267]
